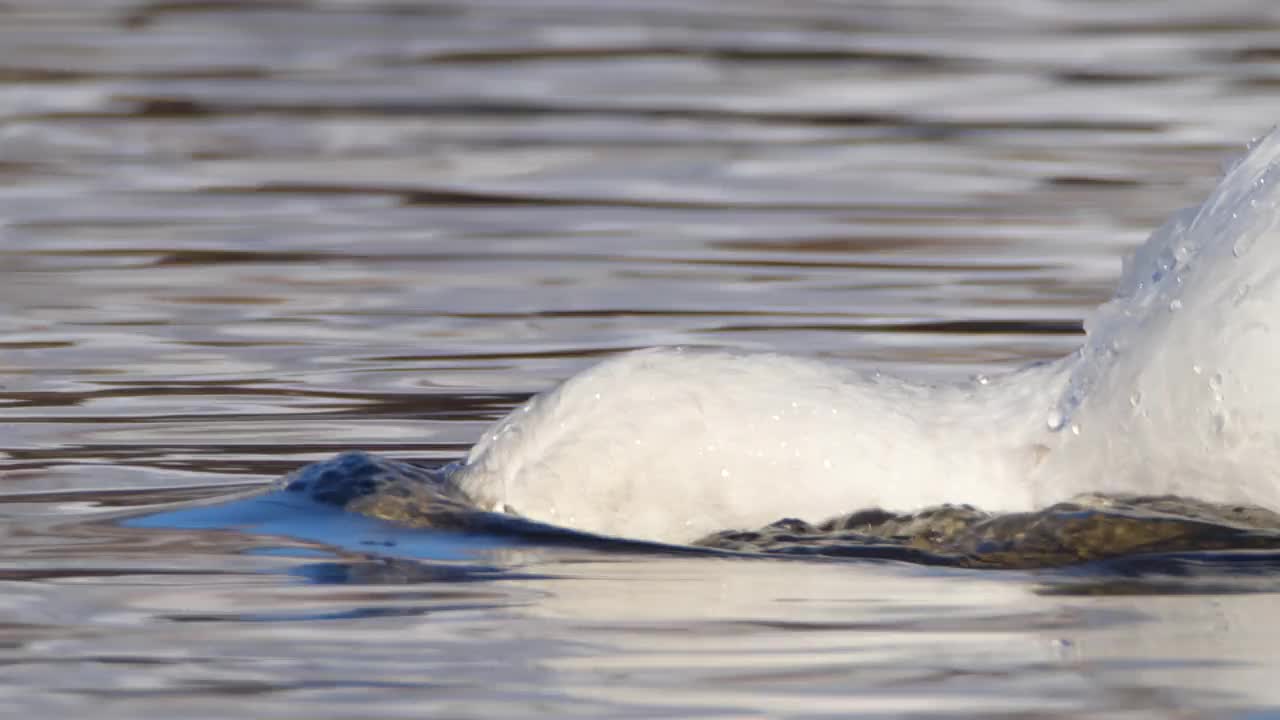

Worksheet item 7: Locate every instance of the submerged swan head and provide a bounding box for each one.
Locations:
[453,130,1280,544]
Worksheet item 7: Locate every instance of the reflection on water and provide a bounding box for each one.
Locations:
[3,0,1280,716]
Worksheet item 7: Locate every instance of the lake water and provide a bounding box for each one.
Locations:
[3,0,1280,716]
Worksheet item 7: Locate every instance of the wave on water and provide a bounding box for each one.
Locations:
[130,451,1280,574]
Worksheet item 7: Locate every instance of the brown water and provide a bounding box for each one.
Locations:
[3,0,1280,716]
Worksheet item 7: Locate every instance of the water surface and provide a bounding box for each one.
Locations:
[3,0,1280,716]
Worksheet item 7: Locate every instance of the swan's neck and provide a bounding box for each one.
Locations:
[458,348,1075,540]
[874,359,1075,507]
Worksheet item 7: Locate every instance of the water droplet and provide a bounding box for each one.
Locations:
[1070,424,1081,436]
[822,458,833,470]
[1046,409,1066,432]
[975,374,990,386]
[1128,391,1142,409]
[1233,233,1257,258]
[1168,299,1183,312]
[720,468,730,478]
[1152,248,1176,283]
[1210,372,1225,405]
[1192,364,1203,376]
[1234,283,1251,306]
[1174,246,1191,263]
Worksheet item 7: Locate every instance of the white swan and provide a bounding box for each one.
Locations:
[452,130,1280,544]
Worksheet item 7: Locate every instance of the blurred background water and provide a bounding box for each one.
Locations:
[2,0,1280,717]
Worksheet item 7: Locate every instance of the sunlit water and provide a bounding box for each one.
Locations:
[4,0,1280,716]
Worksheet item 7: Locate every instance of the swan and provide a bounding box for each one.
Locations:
[448,130,1280,544]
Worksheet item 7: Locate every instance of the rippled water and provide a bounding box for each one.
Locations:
[4,0,1280,716]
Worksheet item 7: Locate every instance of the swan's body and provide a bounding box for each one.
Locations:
[454,130,1280,544]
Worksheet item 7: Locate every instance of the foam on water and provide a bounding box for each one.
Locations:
[453,131,1280,544]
